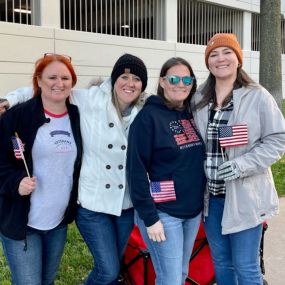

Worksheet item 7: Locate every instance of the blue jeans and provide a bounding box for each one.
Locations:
[76,206,134,285]
[135,210,201,285]
[204,196,263,285]
[1,224,67,285]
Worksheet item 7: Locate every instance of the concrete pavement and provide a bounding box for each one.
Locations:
[263,197,285,285]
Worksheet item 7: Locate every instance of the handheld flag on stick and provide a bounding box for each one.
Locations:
[11,132,30,178]
[218,124,248,148]
[218,124,248,161]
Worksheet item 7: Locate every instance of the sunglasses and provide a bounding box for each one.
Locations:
[44,53,72,62]
[163,75,194,86]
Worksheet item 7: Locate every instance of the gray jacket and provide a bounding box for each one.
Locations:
[192,84,285,234]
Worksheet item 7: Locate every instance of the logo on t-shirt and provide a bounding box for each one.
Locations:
[49,130,73,153]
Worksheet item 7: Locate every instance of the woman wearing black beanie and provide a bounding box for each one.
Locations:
[2,53,148,285]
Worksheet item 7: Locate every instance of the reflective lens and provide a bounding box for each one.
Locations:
[164,75,193,86]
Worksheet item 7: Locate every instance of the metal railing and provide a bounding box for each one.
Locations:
[252,13,285,54]
[0,0,37,25]
[177,0,243,46]
[1,0,284,54]
[251,13,260,52]
[60,0,164,40]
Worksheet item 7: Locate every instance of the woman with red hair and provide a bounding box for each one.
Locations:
[0,53,148,284]
[0,54,82,285]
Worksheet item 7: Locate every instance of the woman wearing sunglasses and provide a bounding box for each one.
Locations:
[0,54,82,284]
[127,57,206,285]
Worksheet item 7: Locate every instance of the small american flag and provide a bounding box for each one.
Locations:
[11,136,25,160]
[150,180,176,203]
[218,124,248,148]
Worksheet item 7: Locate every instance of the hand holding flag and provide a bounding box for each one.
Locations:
[11,132,30,178]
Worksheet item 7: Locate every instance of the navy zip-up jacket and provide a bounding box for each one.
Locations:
[0,95,82,240]
[127,95,206,227]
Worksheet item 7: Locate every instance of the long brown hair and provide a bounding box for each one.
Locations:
[157,57,197,111]
[32,54,77,97]
[196,67,255,109]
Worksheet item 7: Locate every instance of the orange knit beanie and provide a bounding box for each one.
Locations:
[205,33,243,68]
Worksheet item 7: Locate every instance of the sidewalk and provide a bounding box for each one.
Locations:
[263,197,285,285]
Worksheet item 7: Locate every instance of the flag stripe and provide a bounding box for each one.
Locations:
[218,124,248,148]
[11,136,25,160]
[150,180,176,203]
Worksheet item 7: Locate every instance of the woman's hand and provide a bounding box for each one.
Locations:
[146,220,166,242]
[18,176,36,196]
[217,160,240,181]
[0,99,9,115]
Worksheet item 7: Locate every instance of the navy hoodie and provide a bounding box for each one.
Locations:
[127,95,206,227]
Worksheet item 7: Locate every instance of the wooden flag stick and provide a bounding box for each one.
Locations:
[15,132,31,178]
[221,146,225,162]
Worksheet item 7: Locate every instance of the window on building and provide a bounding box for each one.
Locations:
[60,0,164,40]
[251,13,260,52]
[252,13,285,54]
[0,0,36,25]
[177,0,243,46]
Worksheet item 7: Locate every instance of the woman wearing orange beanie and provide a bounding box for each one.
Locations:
[192,33,285,285]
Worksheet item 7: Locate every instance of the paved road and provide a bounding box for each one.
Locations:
[263,197,285,285]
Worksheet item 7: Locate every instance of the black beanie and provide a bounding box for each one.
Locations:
[111,54,148,92]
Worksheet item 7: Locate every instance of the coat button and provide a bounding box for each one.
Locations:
[118,165,123,170]
[109,123,114,127]
[106,165,111,169]
[108,144,113,149]
[121,145,126,150]
[118,184,123,189]
[105,184,110,189]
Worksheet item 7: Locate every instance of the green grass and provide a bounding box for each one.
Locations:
[55,225,93,284]
[272,100,285,197]
[1,101,285,284]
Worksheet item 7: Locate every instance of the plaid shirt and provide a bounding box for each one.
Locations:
[206,99,234,195]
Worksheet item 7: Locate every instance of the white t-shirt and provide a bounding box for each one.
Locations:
[28,111,77,230]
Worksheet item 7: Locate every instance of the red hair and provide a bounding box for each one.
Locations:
[32,54,77,97]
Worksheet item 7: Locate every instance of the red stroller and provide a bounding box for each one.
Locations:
[121,222,215,285]
[121,222,268,285]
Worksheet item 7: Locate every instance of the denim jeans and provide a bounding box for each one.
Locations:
[135,210,201,285]
[204,196,263,285]
[76,206,134,285]
[1,224,67,285]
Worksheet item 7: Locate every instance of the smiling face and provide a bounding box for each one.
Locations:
[207,47,239,81]
[37,61,73,106]
[159,64,193,107]
[114,73,143,111]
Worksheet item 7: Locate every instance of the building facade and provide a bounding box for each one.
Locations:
[0,0,285,97]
